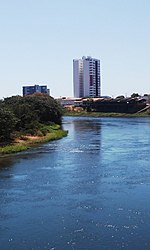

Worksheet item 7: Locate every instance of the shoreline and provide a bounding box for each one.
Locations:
[1,111,149,156]
[63,110,150,118]
[0,129,68,156]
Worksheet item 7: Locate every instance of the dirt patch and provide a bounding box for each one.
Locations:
[15,135,40,144]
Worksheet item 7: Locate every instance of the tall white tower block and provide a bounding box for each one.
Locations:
[73,56,101,98]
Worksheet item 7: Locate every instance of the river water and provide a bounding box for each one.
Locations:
[0,116,150,250]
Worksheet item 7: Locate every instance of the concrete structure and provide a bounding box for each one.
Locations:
[55,97,83,106]
[73,56,101,98]
[141,94,150,103]
[23,85,50,96]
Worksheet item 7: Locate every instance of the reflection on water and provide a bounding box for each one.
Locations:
[0,117,150,250]
[0,158,15,169]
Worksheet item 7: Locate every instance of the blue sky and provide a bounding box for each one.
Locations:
[0,0,150,99]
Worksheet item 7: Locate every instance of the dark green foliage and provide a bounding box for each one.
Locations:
[0,107,17,141]
[23,94,63,125]
[131,93,140,98]
[0,93,63,142]
[116,95,125,99]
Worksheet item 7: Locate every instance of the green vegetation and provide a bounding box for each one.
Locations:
[0,93,67,155]
[0,126,68,155]
[0,107,18,141]
[0,144,30,154]
[63,109,150,117]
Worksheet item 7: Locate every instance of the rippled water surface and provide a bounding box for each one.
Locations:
[0,116,150,250]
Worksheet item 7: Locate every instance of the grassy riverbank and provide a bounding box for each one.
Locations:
[0,125,68,155]
[64,110,150,117]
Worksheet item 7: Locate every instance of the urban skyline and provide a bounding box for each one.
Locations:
[0,1,150,99]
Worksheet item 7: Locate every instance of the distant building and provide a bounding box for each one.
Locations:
[82,97,146,113]
[23,85,50,96]
[55,97,83,106]
[141,94,150,103]
[73,56,101,98]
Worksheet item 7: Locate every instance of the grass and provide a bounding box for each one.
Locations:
[0,144,30,154]
[63,110,150,117]
[0,126,68,155]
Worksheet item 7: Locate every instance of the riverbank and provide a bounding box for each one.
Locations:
[64,110,150,117]
[0,126,68,155]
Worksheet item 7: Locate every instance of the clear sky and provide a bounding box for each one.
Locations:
[0,0,150,99]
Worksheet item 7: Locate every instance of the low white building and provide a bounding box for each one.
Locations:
[55,97,83,106]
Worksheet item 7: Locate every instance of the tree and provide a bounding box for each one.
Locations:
[116,95,125,99]
[22,93,63,125]
[3,94,63,132]
[131,93,140,98]
[0,107,17,142]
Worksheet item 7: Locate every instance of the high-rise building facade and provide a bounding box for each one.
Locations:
[73,56,101,98]
[23,84,50,96]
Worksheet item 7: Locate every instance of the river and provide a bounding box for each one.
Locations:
[0,116,150,250]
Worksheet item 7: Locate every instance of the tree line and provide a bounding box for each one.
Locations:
[0,93,63,142]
